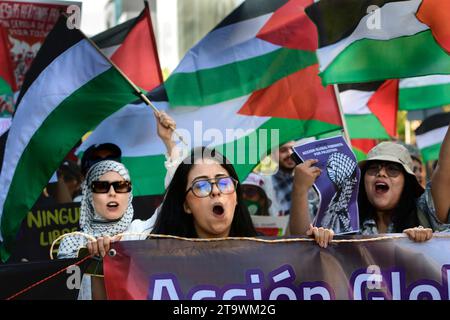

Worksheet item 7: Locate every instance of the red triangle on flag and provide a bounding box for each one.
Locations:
[417,0,450,54]
[367,79,399,138]
[256,0,317,51]
[238,64,341,126]
[111,8,163,91]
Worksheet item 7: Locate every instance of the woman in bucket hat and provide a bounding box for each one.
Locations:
[356,142,432,239]
[289,141,438,245]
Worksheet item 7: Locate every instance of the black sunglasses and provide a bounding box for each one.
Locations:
[91,180,132,193]
[366,161,403,178]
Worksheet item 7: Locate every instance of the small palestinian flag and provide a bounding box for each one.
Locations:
[338,80,398,139]
[415,112,450,162]
[92,1,162,91]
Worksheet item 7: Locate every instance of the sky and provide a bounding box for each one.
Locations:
[74,0,109,36]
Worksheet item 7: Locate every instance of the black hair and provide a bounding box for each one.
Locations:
[358,166,420,232]
[152,147,257,237]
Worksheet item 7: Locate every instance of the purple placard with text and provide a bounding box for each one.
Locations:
[292,136,360,234]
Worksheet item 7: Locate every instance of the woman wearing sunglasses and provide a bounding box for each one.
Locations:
[290,142,436,244]
[57,160,133,259]
[57,160,133,300]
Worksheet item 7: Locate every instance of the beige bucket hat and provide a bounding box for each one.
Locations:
[358,141,424,196]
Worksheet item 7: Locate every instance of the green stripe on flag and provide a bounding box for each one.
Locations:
[165,48,317,106]
[321,30,450,85]
[218,117,342,181]
[122,155,167,196]
[420,143,441,163]
[0,68,136,260]
[345,114,390,139]
[400,82,450,110]
[352,147,368,162]
[0,77,12,95]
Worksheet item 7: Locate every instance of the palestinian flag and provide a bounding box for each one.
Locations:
[78,0,343,196]
[92,1,162,91]
[0,16,137,262]
[399,75,450,110]
[338,80,398,139]
[305,0,450,85]
[415,112,450,162]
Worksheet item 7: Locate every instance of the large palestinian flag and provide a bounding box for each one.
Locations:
[92,1,162,91]
[399,75,450,110]
[78,0,343,196]
[338,80,398,139]
[0,16,137,262]
[415,112,450,162]
[305,0,450,85]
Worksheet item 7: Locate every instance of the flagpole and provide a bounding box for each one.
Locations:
[332,84,352,148]
[70,14,186,145]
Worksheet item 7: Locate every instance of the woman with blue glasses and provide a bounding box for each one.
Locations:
[151,146,258,238]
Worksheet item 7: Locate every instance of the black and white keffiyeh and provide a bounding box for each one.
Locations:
[57,160,134,258]
[321,153,357,234]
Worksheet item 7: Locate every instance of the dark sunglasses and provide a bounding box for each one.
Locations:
[91,180,132,193]
[186,176,238,198]
[366,161,403,178]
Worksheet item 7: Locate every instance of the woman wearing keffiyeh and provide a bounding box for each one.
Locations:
[57,160,133,259]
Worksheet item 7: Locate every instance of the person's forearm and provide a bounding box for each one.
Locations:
[164,139,176,158]
[431,127,450,223]
[289,186,312,235]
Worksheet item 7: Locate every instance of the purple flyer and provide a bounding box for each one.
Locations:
[292,136,360,234]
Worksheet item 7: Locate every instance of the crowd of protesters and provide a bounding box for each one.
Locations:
[19,109,448,299]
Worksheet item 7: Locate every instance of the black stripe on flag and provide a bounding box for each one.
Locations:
[214,0,288,31]
[130,84,168,105]
[305,0,411,47]
[415,112,450,135]
[16,15,84,107]
[338,81,384,93]
[92,11,143,49]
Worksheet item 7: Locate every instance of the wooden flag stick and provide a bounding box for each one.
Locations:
[333,84,352,148]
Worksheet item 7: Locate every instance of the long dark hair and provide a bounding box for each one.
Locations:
[152,147,257,237]
[358,167,420,232]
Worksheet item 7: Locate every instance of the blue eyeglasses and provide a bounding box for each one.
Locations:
[186,176,238,198]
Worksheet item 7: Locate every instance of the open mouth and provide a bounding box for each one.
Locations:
[375,182,389,193]
[107,202,119,208]
[212,204,224,215]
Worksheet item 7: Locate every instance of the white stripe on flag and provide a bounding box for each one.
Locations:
[173,14,281,73]
[317,0,428,72]
[340,90,374,115]
[399,75,450,88]
[416,126,448,149]
[100,44,120,58]
[78,95,270,157]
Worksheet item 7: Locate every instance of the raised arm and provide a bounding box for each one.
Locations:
[289,159,321,235]
[431,126,450,223]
